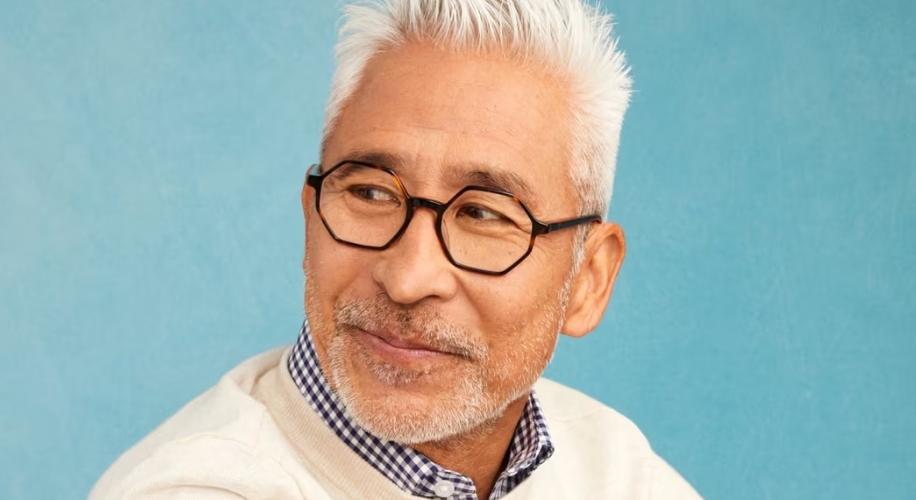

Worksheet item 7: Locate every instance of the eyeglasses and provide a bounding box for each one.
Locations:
[306,161,600,275]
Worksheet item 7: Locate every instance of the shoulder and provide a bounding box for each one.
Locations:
[89,348,306,500]
[529,378,703,500]
[533,377,647,443]
[533,377,653,462]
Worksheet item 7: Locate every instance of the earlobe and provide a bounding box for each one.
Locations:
[561,222,626,338]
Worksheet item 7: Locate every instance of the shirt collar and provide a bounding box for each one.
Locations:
[287,320,554,500]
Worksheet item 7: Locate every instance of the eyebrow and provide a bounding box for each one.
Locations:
[338,150,403,172]
[337,149,539,209]
[442,165,537,206]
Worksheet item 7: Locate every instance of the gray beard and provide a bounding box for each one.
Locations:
[303,260,576,445]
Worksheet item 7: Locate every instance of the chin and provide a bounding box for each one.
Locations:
[326,333,511,444]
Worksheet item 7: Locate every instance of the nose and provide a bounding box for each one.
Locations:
[371,205,459,305]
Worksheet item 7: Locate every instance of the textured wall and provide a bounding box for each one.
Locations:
[1,1,914,498]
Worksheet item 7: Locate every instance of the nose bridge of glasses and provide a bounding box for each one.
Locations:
[408,196,447,216]
[400,197,447,244]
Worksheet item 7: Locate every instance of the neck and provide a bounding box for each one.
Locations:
[412,395,529,500]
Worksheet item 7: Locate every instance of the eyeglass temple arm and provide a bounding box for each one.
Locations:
[305,164,324,189]
[541,215,601,234]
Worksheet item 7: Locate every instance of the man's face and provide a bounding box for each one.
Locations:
[303,42,581,444]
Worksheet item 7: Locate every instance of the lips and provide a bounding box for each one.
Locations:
[359,327,451,355]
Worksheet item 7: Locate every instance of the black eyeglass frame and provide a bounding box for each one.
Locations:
[306,160,601,276]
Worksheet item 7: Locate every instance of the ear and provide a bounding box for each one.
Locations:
[301,176,315,272]
[561,222,626,338]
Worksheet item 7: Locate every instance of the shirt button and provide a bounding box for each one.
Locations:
[433,480,455,498]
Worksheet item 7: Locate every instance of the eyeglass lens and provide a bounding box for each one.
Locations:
[317,162,534,273]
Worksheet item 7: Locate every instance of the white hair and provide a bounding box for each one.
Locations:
[323,0,632,217]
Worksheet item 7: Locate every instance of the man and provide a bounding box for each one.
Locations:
[90,0,702,498]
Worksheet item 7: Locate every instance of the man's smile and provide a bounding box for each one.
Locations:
[356,327,457,364]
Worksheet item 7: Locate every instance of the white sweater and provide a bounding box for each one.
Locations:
[89,348,703,499]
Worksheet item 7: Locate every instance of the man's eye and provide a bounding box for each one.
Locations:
[457,204,510,223]
[348,185,399,202]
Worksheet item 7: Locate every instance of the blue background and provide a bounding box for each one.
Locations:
[1,1,914,498]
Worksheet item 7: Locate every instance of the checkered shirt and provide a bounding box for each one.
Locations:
[287,320,554,500]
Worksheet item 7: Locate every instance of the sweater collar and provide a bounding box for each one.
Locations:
[288,320,554,500]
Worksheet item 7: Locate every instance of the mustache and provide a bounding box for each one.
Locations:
[333,295,487,361]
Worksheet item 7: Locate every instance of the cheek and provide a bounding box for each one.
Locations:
[471,275,563,393]
[470,267,567,343]
[305,224,375,312]
[479,245,572,312]
[471,251,573,368]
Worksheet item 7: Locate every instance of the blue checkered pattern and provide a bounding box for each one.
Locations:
[287,321,554,499]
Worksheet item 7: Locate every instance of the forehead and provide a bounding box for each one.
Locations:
[324,43,579,215]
